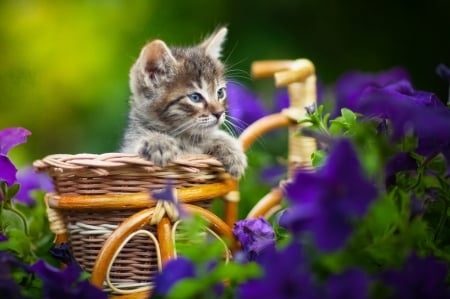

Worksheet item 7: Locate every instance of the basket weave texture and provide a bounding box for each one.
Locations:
[33,153,230,295]
[34,153,229,195]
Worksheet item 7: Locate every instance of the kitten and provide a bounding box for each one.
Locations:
[120,27,247,178]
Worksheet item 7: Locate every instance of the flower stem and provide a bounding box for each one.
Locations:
[9,205,29,236]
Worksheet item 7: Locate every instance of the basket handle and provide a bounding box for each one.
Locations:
[248,59,317,174]
[90,204,235,290]
[241,59,318,221]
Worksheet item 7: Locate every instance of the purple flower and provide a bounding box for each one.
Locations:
[0,128,31,187]
[363,79,443,107]
[0,128,31,155]
[357,81,450,157]
[15,167,53,206]
[0,156,17,188]
[239,242,319,299]
[233,218,276,262]
[274,89,290,112]
[49,243,82,271]
[0,277,25,299]
[384,152,417,187]
[0,234,7,242]
[324,269,370,299]
[152,257,226,298]
[150,181,186,218]
[381,254,450,299]
[0,251,29,299]
[30,260,107,299]
[152,257,196,297]
[226,82,268,131]
[333,67,409,117]
[280,139,378,251]
[260,164,286,187]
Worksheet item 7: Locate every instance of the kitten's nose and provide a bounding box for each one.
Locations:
[212,111,224,120]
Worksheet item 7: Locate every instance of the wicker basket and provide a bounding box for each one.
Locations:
[34,153,238,298]
[33,58,317,299]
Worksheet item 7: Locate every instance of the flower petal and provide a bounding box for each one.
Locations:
[153,257,196,296]
[227,82,268,130]
[15,166,54,205]
[0,155,18,186]
[0,127,31,155]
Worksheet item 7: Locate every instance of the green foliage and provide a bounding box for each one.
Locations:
[0,183,56,273]
[167,215,261,299]
[168,262,261,299]
[152,104,449,298]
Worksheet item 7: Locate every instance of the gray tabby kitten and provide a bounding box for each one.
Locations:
[121,28,247,178]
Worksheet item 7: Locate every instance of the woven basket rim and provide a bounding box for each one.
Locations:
[33,153,225,175]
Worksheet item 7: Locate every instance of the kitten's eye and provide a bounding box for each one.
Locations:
[217,87,226,100]
[187,92,203,103]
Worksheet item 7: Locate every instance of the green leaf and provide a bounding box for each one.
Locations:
[168,278,209,299]
[329,118,346,135]
[213,262,261,284]
[173,215,230,264]
[7,183,20,200]
[421,175,441,190]
[425,154,447,175]
[0,228,33,260]
[400,134,419,152]
[1,208,26,232]
[311,150,326,167]
[361,193,399,240]
[341,108,358,126]
[1,181,8,199]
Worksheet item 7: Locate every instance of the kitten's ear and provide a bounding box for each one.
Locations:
[137,39,177,82]
[200,27,227,59]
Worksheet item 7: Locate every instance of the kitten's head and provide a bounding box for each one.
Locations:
[129,27,228,136]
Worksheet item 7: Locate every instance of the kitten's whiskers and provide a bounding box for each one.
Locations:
[225,115,249,133]
[222,119,240,138]
[169,119,196,137]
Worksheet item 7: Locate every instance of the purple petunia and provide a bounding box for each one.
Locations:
[152,257,196,297]
[239,242,319,299]
[373,79,443,107]
[150,181,187,218]
[356,80,450,159]
[333,67,409,117]
[15,167,54,206]
[381,253,450,299]
[0,251,30,299]
[152,257,225,298]
[273,89,290,112]
[30,260,107,299]
[280,139,378,251]
[384,152,418,187]
[0,128,31,187]
[260,164,286,187]
[233,217,276,262]
[49,243,82,271]
[324,268,370,299]
[226,82,268,131]
[0,234,8,242]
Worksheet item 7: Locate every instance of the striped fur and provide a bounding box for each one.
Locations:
[121,28,247,178]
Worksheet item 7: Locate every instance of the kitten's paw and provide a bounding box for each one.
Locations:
[222,150,247,179]
[138,139,180,166]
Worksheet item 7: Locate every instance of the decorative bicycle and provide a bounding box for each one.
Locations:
[34,58,317,299]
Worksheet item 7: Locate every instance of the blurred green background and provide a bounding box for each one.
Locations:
[1,0,449,166]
